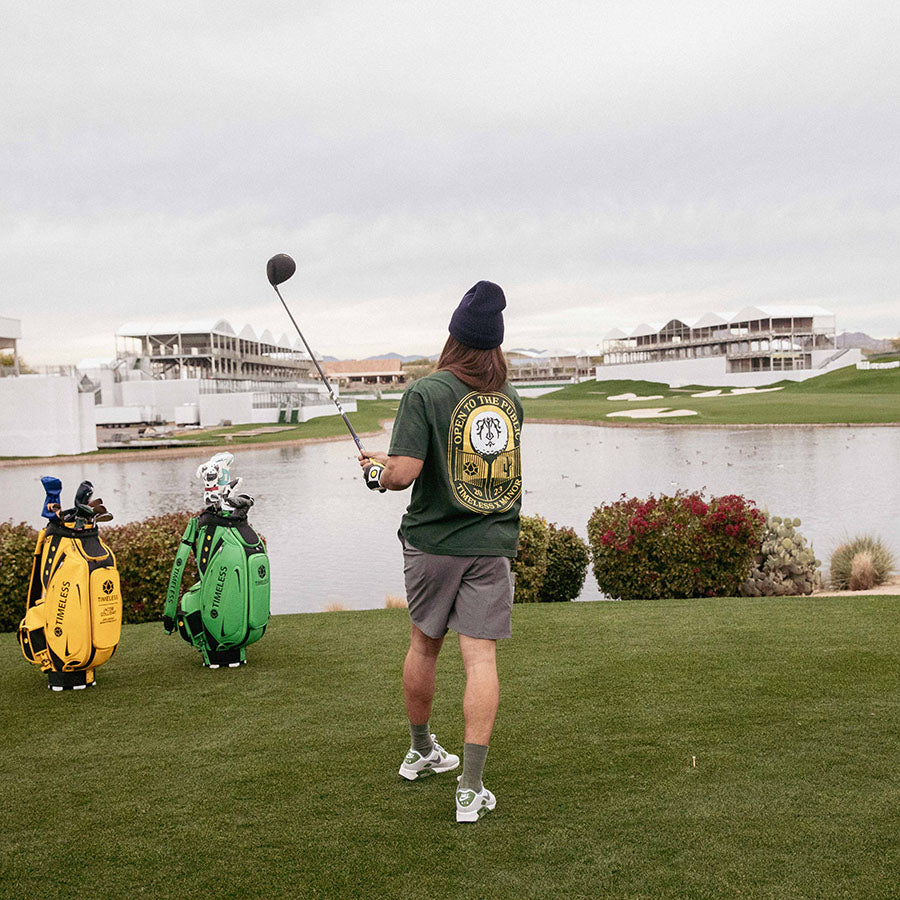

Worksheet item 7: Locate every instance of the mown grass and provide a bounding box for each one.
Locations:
[166,399,400,446]
[523,365,900,424]
[2,598,899,899]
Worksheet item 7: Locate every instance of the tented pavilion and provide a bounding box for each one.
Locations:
[116,319,315,382]
[600,306,837,375]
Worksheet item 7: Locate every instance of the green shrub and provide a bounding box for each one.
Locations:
[829,535,896,590]
[105,512,198,624]
[740,514,821,596]
[512,515,550,603]
[540,524,590,603]
[0,521,39,632]
[587,492,766,601]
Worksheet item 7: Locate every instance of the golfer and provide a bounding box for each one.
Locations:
[359,280,523,823]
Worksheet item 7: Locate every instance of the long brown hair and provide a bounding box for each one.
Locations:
[436,335,508,392]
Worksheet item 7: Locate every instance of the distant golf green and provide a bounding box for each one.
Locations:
[3,598,899,899]
[523,363,900,425]
[8,363,896,462]
[166,399,400,447]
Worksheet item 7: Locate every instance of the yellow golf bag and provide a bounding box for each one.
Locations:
[18,521,123,690]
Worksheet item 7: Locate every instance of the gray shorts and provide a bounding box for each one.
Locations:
[400,535,514,640]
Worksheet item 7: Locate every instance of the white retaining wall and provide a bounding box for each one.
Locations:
[196,397,358,427]
[298,400,356,422]
[595,350,864,387]
[199,393,255,427]
[0,376,97,456]
[119,380,201,422]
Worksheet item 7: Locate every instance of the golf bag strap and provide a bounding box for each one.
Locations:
[20,528,53,669]
[164,517,199,622]
[26,529,47,611]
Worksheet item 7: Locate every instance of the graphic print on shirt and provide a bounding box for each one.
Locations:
[448,391,522,514]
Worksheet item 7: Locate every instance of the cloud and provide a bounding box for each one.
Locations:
[2,0,898,364]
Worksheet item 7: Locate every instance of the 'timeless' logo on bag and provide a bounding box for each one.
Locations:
[102,580,114,594]
[258,564,266,580]
[210,565,228,619]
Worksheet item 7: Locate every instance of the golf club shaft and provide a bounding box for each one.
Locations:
[272,285,364,453]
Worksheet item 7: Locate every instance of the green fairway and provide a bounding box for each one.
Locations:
[3,598,899,899]
[523,365,900,424]
[164,399,400,447]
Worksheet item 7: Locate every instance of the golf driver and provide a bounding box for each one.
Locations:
[266,253,385,490]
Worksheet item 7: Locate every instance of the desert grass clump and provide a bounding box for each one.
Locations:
[830,535,896,590]
[384,594,407,609]
[849,552,877,590]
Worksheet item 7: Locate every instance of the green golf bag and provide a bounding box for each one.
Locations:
[18,522,122,690]
[164,510,270,667]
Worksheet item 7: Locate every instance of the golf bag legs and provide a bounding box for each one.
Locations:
[203,647,247,669]
[47,669,97,691]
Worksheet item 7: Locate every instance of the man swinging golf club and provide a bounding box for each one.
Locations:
[359,280,523,823]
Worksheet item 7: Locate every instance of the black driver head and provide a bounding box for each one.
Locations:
[267,253,296,287]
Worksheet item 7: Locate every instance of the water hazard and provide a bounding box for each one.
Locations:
[1,424,897,612]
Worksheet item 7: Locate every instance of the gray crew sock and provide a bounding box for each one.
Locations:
[410,722,434,756]
[459,743,489,792]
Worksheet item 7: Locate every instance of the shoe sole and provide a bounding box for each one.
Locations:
[456,797,496,823]
[398,759,460,781]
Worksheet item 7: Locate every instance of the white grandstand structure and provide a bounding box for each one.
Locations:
[115,319,316,383]
[597,305,860,386]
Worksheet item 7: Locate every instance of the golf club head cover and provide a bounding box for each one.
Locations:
[196,452,234,508]
[74,480,94,506]
[222,478,255,512]
[40,476,62,520]
[363,462,387,492]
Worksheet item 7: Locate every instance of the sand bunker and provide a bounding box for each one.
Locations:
[607,408,699,419]
[691,387,785,398]
[729,387,784,395]
[608,392,665,401]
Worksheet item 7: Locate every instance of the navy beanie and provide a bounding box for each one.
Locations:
[448,281,506,350]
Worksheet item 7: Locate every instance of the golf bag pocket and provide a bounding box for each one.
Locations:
[18,605,50,668]
[89,566,122,652]
[42,542,94,670]
[247,548,271,632]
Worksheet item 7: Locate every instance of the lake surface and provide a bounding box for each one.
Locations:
[2,424,898,612]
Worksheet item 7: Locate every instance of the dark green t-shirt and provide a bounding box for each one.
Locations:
[389,371,524,557]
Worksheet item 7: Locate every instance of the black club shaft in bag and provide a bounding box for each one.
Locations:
[266,254,364,453]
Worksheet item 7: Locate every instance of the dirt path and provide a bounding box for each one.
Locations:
[813,577,900,597]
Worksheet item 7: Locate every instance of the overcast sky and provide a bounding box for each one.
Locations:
[2,0,898,365]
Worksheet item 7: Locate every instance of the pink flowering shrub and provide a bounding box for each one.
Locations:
[586,492,766,600]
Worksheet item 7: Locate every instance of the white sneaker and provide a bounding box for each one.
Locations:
[455,782,496,822]
[398,735,460,781]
